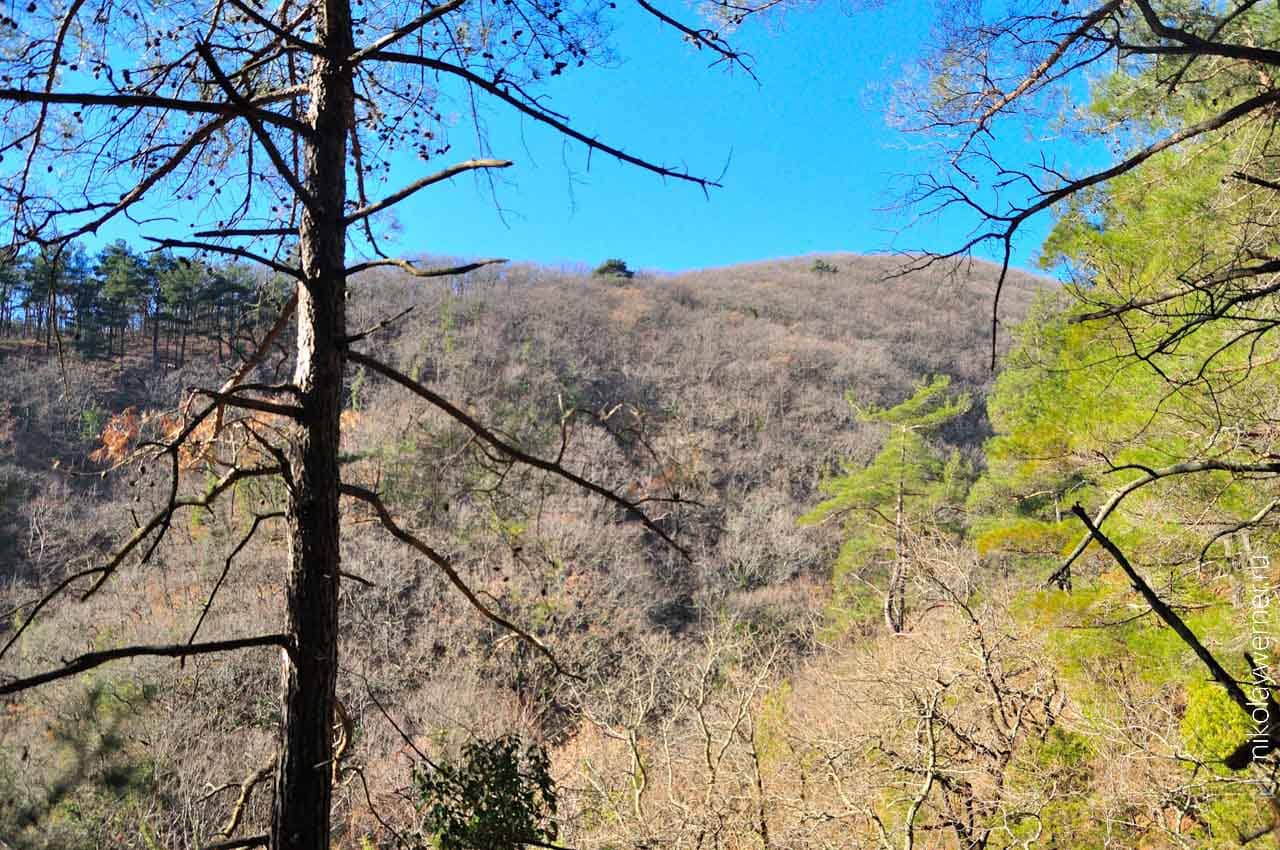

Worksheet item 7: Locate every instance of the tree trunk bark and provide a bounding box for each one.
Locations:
[270,2,352,847]
[44,274,54,352]
[885,434,907,634]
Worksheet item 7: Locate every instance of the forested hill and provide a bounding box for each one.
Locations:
[0,250,1040,594]
[352,251,1042,458]
[340,251,1041,612]
[2,249,1044,592]
[0,252,1040,849]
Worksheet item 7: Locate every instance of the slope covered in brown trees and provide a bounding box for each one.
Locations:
[0,253,1038,848]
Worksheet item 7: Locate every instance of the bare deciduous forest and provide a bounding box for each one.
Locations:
[0,254,1040,848]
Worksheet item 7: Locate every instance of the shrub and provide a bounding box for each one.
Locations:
[592,258,634,279]
[413,734,558,850]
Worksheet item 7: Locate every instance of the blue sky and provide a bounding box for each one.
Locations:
[371,2,1064,274]
[75,1,1089,274]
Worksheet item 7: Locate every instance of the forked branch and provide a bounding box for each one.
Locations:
[1049,458,1280,587]
[345,349,692,559]
[0,465,280,665]
[339,483,575,677]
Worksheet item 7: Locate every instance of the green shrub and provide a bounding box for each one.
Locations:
[413,734,558,850]
[592,258,634,279]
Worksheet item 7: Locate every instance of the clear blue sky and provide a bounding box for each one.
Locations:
[370,2,1066,274]
[80,2,1085,274]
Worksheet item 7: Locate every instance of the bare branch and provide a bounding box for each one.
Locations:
[339,483,578,678]
[196,41,318,209]
[143,237,303,278]
[343,306,415,346]
[343,159,512,225]
[956,1,1122,160]
[1050,459,1280,587]
[0,88,309,135]
[345,349,693,560]
[1199,499,1279,568]
[345,256,507,277]
[1070,504,1278,773]
[201,835,270,850]
[226,0,325,56]
[634,0,758,81]
[366,50,723,190]
[189,388,304,418]
[217,761,276,841]
[193,227,297,238]
[186,513,287,659]
[348,0,471,63]
[0,635,292,697]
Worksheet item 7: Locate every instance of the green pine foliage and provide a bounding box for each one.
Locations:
[964,38,1280,842]
[801,375,971,631]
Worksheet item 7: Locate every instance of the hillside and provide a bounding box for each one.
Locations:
[0,254,1041,849]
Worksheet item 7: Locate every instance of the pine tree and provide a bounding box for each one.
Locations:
[802,375,970,633]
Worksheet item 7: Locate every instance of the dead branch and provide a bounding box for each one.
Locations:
[1050,459,1280,588]
[1198,499,1279,568]
[196,42,319,210]
[345,349,692,560]
[218,761,276,840]
[343,159,512,225]
[348,0,471,62]
[186,512,287,660]
[1069,506,1250,717]
[0,635,292,697]
[142,237,303,279]
[0,465,281,665]
[201,836,269,850]
[0,88,310,134]
[344,256,508,278]
[365,50,723,192]
[339,482,576,678]
[634,0,758,81]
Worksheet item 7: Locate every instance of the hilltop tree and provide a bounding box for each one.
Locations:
[593,257,635,279]
[0,2,776,848]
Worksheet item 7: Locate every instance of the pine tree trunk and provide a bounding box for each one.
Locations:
[270,2,352,847]
[43,276,53,352]
[885,433,907,634]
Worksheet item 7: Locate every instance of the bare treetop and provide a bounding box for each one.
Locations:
[2,0,740,264]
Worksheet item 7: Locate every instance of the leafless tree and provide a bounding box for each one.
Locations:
[0,1,777,847]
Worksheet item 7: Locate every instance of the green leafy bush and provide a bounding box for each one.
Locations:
[413,734,558,850]
[592,258,634,279]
